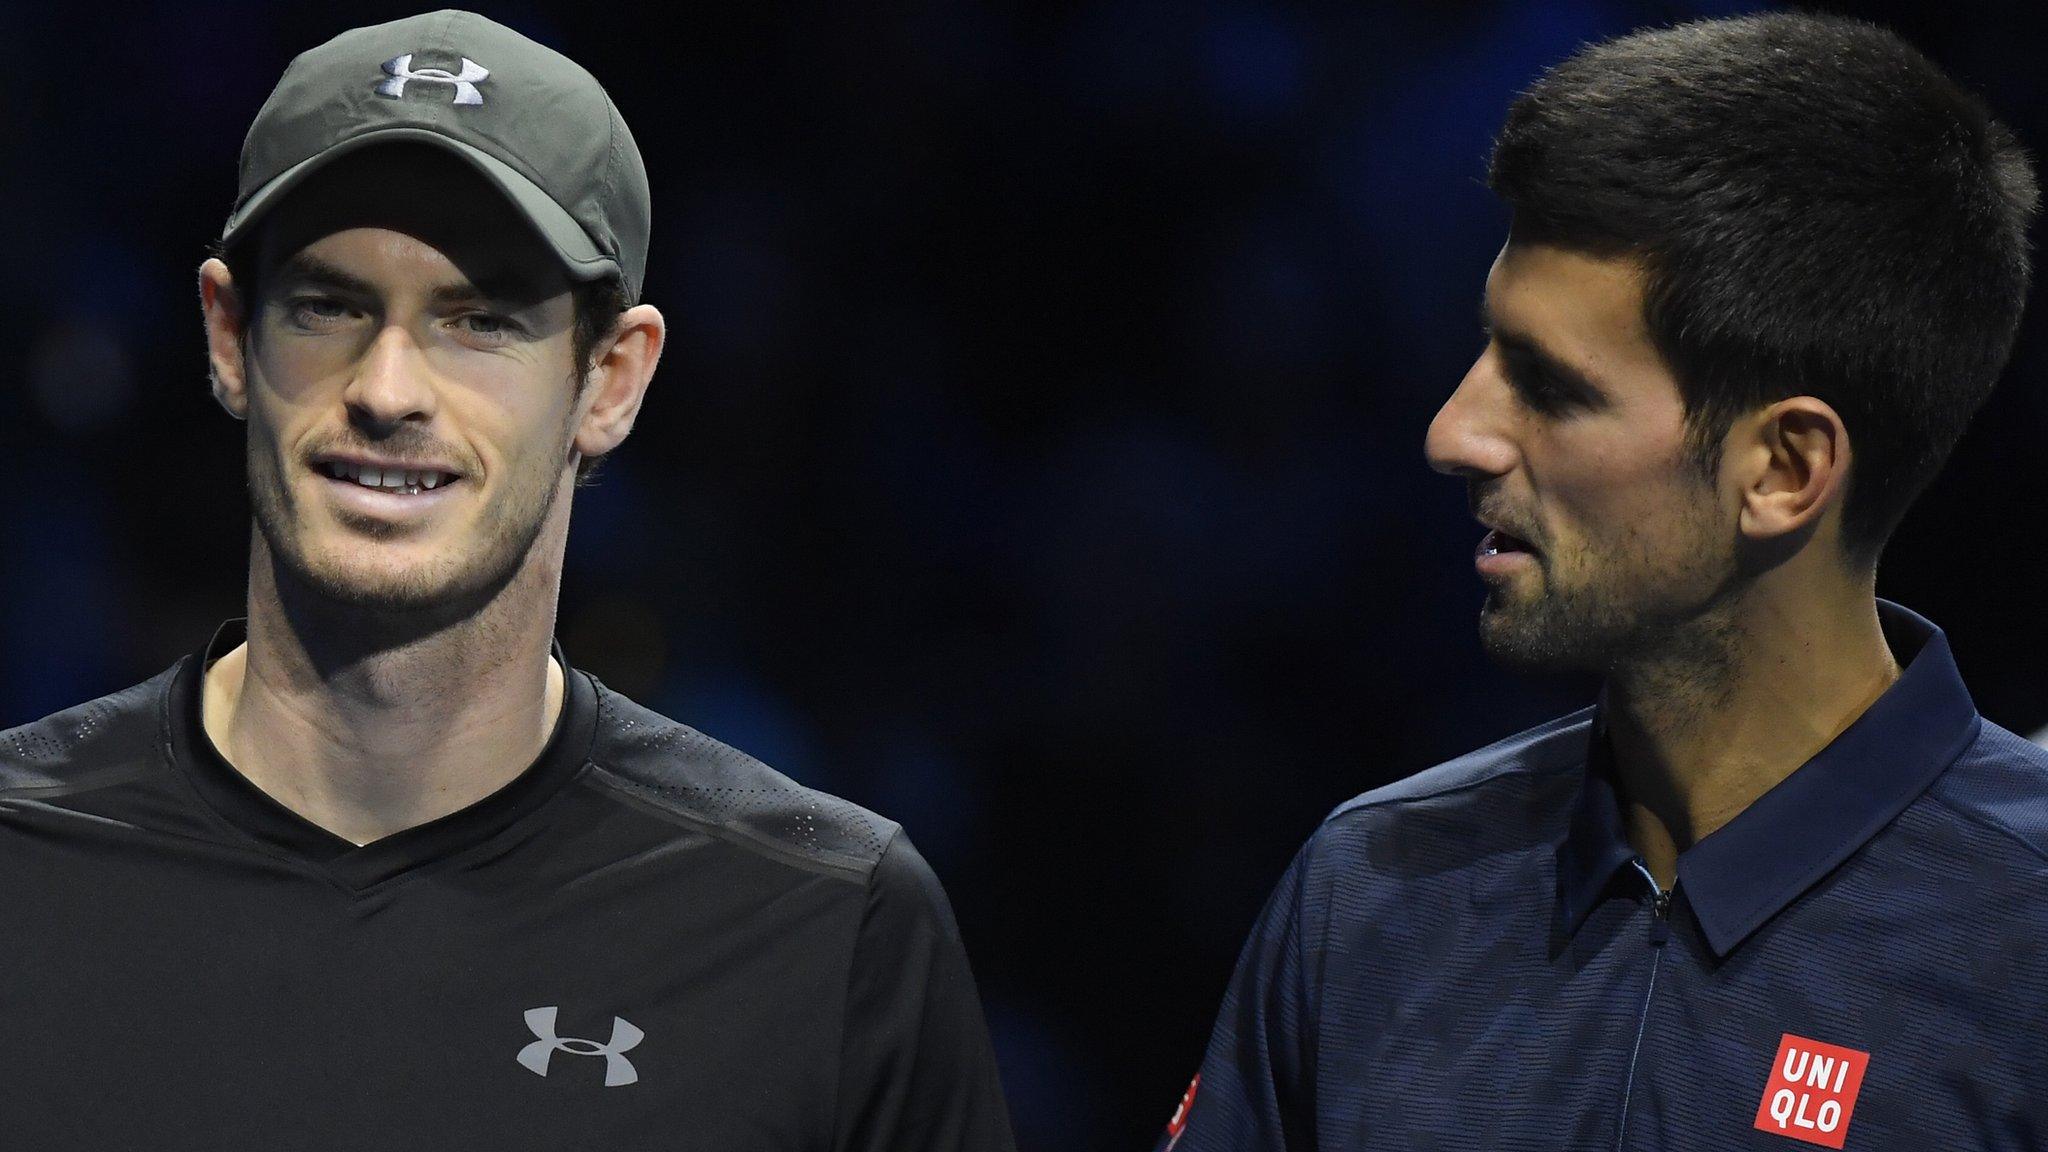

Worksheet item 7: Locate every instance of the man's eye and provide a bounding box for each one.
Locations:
[1507,361,1580,414]
[458,313,520,339]
[1519,374,1566,410]
[287,297,352,326]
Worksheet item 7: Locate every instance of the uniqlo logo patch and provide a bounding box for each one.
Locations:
[1164,1072,1200,1150]
[1752,1033,1870,1148]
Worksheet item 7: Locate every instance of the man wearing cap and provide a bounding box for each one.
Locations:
[0,12,1014,1150]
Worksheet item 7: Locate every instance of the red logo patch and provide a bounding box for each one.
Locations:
[1164,1072,1200,1150]
[1752,1033,1870,1148]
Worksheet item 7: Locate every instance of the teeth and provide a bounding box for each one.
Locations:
[321,460,456,493]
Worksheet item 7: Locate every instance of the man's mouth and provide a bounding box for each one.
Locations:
[1478,528,1537,558]
[318,459,461,497]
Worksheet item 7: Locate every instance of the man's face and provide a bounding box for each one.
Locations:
[234,150,584,617]
[1424,242,1740,673]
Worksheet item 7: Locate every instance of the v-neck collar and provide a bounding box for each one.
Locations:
[165,619,600,891]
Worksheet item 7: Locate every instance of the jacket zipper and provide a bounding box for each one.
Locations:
[1615,859,1671,1151]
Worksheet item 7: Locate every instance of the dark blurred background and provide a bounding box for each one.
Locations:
[2,1,2043,1147]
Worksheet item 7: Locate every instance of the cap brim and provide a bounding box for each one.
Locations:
[220,127,619,284]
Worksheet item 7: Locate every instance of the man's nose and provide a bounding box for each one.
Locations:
[1424,351,1517,481]
[344,324,438,428]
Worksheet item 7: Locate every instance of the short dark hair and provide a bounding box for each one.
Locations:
[216,240,629,485]
[1489,13,2037,567]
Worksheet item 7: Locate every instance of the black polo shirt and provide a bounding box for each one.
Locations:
[0,622,1014,1151]
[1164,600,2048,1150]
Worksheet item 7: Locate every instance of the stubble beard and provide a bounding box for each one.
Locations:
[1476,508,1744,683]
[247,423,570,629]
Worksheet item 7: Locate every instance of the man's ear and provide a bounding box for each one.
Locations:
[572,302,666,460]
[1734,396,1849,545]
[199,257,251,421]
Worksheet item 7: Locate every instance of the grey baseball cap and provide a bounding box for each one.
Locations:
[222,9,650,301]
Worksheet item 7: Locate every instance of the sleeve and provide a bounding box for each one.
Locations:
[832,830,1018,1152]
[1154,841,1319,1152]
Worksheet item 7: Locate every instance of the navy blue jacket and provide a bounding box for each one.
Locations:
[1163,602,2048,1150]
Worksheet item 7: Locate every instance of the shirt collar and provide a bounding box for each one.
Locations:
[168,618,600,889]
[1554,599,1982,956]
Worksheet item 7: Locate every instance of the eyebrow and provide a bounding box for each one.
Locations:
[273,252,533,306]
[1478,298,1611,407]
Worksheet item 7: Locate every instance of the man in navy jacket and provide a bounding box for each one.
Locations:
[1165,13,2044,1150]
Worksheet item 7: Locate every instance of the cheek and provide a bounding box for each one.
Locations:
[249,325,357,402]
[1587,481,1725,582]
[451,386,577,481]
[244,342,351,449]
[1541,431,1708,556]
[243,378,313,463]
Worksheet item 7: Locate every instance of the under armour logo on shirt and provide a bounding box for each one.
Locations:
[517,1006,643,1086]
[376,54,490,106]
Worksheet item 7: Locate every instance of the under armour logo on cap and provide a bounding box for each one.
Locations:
[227,11,652,301]
[376,54,489,106]
[517,1006,643,1086]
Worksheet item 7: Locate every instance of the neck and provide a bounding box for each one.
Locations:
[1602,568,1900,889]
[202,526,570,847]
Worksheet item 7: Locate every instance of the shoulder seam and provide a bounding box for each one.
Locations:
[1327,755,1578,827]
[1921,785,2048,869]
[0,668,181,797]
[579,763,873,885]
[1324,706,1596,826]
[0,758,166,802]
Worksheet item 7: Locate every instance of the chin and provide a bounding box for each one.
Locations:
[1477,613,1551,674]
[292,552,472,614]
[1477,595,1605,675]
[273,518,546,623]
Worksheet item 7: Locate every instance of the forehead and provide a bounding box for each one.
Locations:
[1485,242,1674,397]
[248,142,569,302]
